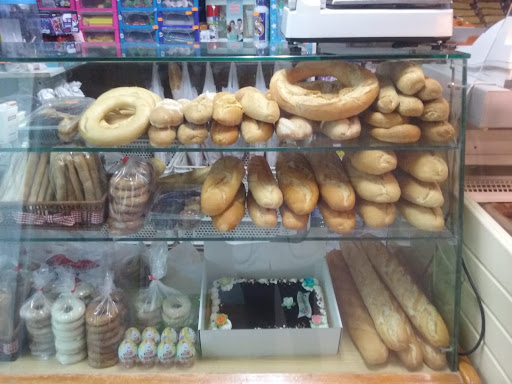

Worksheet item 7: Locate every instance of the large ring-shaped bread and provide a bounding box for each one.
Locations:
[96,87,161,108]
[79,96,152,146]
[269,60,379,121]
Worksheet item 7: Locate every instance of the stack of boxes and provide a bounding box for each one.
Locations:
[37,0,79,38]
[156,0,199,56]
[117,0,159,56]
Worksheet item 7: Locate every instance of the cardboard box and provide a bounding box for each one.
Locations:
[198,242,342,357]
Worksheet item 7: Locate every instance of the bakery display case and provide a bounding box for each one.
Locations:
[0,43,472,383]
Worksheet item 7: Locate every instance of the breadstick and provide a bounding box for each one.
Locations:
[51,153,67,202]
[84,154,102,200]
[326,250,388,365]
[23,153,40,201]
[28,153,49,202]
[65,154,84,201]
[362,241,450,347]
[37,167,50,202]
[45,186,54,201]
[66,166,77,201]
[375,76,399,113]
[342,241,409,351]
[72,153,95,201]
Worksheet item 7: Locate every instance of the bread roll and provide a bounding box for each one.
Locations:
[212,92,243,126]
[183,94,214,125]
[374,76,399,113]
[279,204,309,230]
[149,99,184,128]
[397,94,424,117]
[420,121,456,143]
[210,121,239,146]
[397,199,445,232]
[148,125,176,147]
[247,191,277,228]
[420,98,450,122]
[397,151,448,183]
[363,111,408,128]
[305,151,355,212]
[416,77,443,101]
[417,335,447,370]
[326,250,389,365]
[342,241,409,351]
[369,124,421,144]
[276,116,314,140]
[319,116,361,141]
[395,170,444,208]
[201,156,245,216]
[241,117,274,143]
[247,156,283,209]
[344,159,401,203]
[235,86,259,101]
[378,61,426,95]
[275,153,319,215]
[318,200,355,234]
[356,200,396,228]
[177,122,208,144]
[362,241,450,347]
[211,184,246,232]
[345,150,397,175]
[240,89,280,123]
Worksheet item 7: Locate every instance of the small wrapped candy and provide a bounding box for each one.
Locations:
[176,339,196,367]
[124,327,141,344]
[179,327,196,344]
[118,339,138,368]
[138,338,157,368]
[157,340,176,367]
[161,327,178,344]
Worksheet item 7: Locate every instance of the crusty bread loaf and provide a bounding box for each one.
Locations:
[148,125,176,147]
[420,121,456,143]
[276,116,314,141]
[247,155,283,209]
[369,124,421,144]
[342,241,409,351]
[212,92,243,126]
[397,199,445,232]
[177,122,208,144]
[210,121,239,146]
[240,89,280,124]
[241,117,274,143]
[279,204,309,230]
[183,94,214,125]
[362,241,450,347]
[344,159,401,203]
[211,184,246,232]
[319,116,361,141]
[417,334,447,370]
[395,170,444,208]
[356,199,396,228]
[345,150,397,175]
[374,75,399,113]
[392,296,424,371]
[420,98,450,122]
[416,77,443,101]
[397,151,448,183]
[397,94,424,117]
[276,153,319,215]
[149,99,183,128]
[247,191,277,228]
[326,250,389,365]
[363,111,408,128]
[378,61,426,96]
[201,156,245,216]
[318,200,355,234]
[305,151,355,212]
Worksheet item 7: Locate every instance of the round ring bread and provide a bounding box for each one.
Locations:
[269,60,379,121]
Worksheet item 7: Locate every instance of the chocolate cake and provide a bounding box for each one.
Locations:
[208,277,328,330]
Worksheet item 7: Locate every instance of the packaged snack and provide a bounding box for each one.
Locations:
[178,327,196,344]
[161,327,178,344]
[176,338,196,367]
[124,327,141,344]
[19,268,56,359]
[157,339,176,367]
[138,338,157,368]
[141,326,160,344]
[118,339,138,368]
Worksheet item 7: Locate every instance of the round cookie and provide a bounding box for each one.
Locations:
[52,298,85,324]
[56,351,87,365]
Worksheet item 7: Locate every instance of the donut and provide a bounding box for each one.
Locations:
[20,301,51,324]
[56,351,87,365]
[52,325,84,340]
[51,298,85,324]
[55,337,86,354]
[51,318,84,331]
[269,61,379,121]
[162,295,191,324]
[79,96,152,146]
[96,87,161,108]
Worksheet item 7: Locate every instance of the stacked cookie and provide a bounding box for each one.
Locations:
[162,294,193,329]
[85,301,124,368]
[20,299,55,358]
[51,297,87,365]
[135,299,162,330]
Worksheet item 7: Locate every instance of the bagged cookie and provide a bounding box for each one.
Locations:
[108,157,155,235]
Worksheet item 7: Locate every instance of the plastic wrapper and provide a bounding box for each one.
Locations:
[149,189,202,231]
[222,62,239,93]
[51,268,87,365]
[150,63,165,99]
[134,242,192,330]
[108,157,155,236]
[19,268,56,359]
[85,271,124,369]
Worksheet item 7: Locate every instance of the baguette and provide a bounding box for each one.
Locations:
[64,154,85,202]
[23,153,40,201]
[72,153,96,202]
[28,153,49,202]
[362,241,450,347]
[341,241,409,351]
[326,250,389,365]
[201,156,245,216]
[374,75,399,113]
[345,150,397,175]
[36,167,50,202]
[211,184,246,232]
[393,299,424,371]
[417,334,447,370]
[397,151,448,183]
[247,191,277,228]
[397,94,424,117]
[420,98,450,122]
[369,124,421,144]
[344,159,401,203]
[356,199,396,228]
[247,156,283,209]
[395,170,444,208]
[363,111,408,128]
[397,199,445,232]
[279,204,309,230]
[416,77,443,101]
[305,151,355,212]
[318,200,355,234]
[275,153,319,215]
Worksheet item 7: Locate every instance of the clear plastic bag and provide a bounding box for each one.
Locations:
[19,268,56,359]
[150,63,165,99]
[108,157,155,236]
[222,62,239,93]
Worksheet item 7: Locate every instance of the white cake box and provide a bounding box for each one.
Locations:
[198,241,342,358]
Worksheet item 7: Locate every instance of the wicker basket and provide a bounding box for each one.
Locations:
[0,194,108,229]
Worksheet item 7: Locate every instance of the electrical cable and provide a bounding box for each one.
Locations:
[458,256,486,356]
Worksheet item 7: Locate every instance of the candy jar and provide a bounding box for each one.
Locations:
[124,327,141,344]
[118,339,138,368]
[161,327,178,344]
[176,338,196,367]
[179,327,196,344]
[138,338,157,368]
[157,339,176,367]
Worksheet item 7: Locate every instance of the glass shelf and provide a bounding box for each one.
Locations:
[0,42,470,63]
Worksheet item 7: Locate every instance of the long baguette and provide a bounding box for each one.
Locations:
[341,241,409,351]
[36,167,50,202]
[28,153,49,202]
[247,156,283,209]
[362,241,450,347]
[326,250,388,365]
[22,153,40,201]
[417,334,447,370]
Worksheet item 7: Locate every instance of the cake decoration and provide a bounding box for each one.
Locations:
[310,314,328,328]
[211,313,233,330]
[297,291,312,318]
[281,297,295,309]
[218,277,235,291]
[302,277,316,291]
